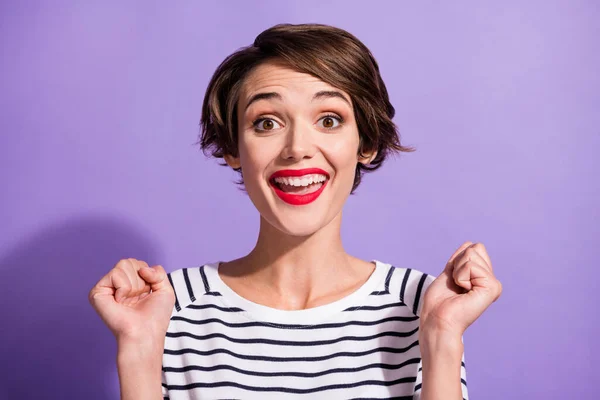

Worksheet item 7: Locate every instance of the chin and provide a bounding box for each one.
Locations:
[257,194,346,237]
[245,179,347,237]
[265,209,333,237]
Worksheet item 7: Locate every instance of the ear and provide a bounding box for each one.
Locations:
[223,153,241,170]
[358,149,378,165]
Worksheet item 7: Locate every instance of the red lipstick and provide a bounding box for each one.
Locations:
[269,168,329,206]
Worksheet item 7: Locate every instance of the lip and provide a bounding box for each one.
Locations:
[269,168,330,206]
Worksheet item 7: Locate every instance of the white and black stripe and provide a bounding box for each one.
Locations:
[161,261,468,399]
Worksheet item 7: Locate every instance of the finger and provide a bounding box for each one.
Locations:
[111,267,134,303]
[112,259,139,296]
[89,260,150,306]
[453,260,490,291]
[130,259,153,295]
[492,279,503,302]
[89,272,116,306]
[455,246,490,274]
[113,259,150,302]
[120,258,152,295]
[121,259,154,303]
[138,265,171,292]
[470,243,493,272]
[94,259,135,291]
[123,258,148,293]
[444,241,475,272]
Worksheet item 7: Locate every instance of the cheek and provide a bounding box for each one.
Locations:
[326,135,361,169]
[238,138,273,180]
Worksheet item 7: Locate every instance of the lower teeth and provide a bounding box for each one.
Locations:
[277,182,323,194]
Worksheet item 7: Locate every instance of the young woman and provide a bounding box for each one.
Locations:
[89,23,502,400]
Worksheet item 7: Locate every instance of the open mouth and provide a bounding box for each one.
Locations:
[270,174,328,195]
[268,169,330,206]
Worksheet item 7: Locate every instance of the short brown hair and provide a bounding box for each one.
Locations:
[198,23,416,193]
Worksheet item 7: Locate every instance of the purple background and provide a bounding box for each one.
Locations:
[1,1,598,399]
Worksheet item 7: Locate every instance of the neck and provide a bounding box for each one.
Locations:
[227,210,371,310]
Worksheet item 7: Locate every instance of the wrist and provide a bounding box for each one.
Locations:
[117,336,164,366]
[418,328,464,400]
[116,339,164,400]
[419,325,464,359]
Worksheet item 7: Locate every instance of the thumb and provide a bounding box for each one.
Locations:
[138,265,171,292]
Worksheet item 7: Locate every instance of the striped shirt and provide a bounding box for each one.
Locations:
[162,260,468,399]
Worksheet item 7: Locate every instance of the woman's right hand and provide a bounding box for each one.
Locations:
[88,258,176,344]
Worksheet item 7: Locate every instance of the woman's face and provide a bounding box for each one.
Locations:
[225,61,374,236]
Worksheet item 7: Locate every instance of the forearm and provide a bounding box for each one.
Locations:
[116,338,165,400]
[419,330,464,400]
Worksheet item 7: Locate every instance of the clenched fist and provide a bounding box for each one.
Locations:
[88,258,176,344]
[420,242,503,337]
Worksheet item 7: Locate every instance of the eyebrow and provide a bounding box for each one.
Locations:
[244,90,351,111]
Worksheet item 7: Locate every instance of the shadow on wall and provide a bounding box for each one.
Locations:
[0,216,163,400]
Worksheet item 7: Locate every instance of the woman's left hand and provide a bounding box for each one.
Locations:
[420,241,503,338]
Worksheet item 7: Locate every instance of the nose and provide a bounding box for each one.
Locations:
[279,124,317,162]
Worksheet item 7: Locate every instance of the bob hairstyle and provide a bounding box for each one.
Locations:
[198,23,416,193]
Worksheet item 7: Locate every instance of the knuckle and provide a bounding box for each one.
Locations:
[113,267,126,279]
[116,258,132,270]
[473,242,488,256]
[464,248,476,258]
[88,288,105,304]
[493,280,503,300]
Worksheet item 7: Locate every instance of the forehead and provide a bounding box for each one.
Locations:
[239,61,349,102]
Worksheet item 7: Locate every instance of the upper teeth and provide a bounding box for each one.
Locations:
[273,174,327,187]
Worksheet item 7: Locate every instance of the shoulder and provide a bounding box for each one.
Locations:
[166,263,220,314]
[379,262,437,318]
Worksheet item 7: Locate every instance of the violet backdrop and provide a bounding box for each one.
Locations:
[0,1,598,399]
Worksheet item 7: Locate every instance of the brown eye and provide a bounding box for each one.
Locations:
[253,118,281,131]
[317,114,342,130]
